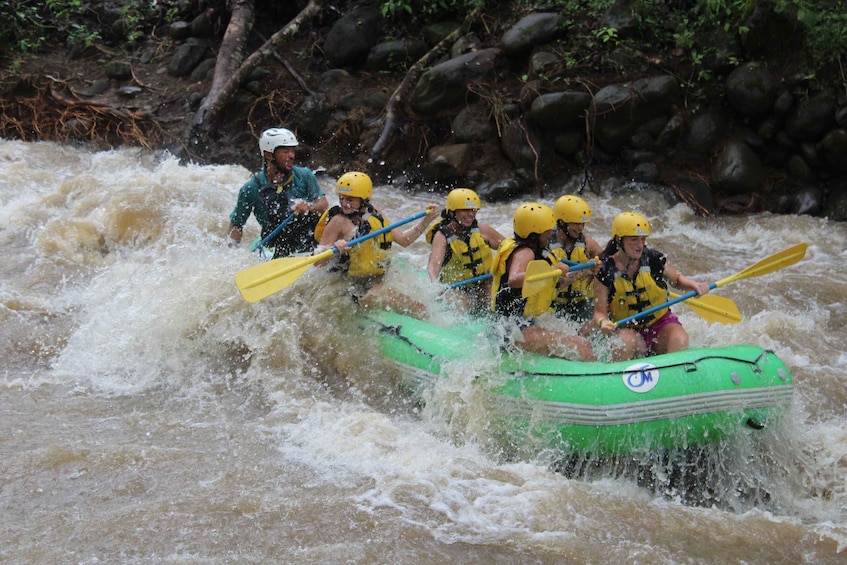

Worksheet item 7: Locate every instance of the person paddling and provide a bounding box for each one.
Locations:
[549,194,603,332]
[313,171,440,316]
[426,188,505,314]
[490,202,595,361]
[593,211,710,360]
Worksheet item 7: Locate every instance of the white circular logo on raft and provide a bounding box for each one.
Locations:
[622,362,659,393]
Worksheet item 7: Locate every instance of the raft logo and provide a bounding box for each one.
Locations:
[622,362,659,393]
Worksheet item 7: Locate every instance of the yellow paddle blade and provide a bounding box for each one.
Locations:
[235,249,334,303]
[521,260,561,298]
[521,260,561,316]
[671,292,742,325]
[715,243,808,288]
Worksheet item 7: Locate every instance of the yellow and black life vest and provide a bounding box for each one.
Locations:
[490,239,556,317]
[314,204,392,278]
[427,219,493,284]
[599,248,669,327]
[550,235,594,305]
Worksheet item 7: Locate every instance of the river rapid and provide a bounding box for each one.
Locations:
[1,140,845,564]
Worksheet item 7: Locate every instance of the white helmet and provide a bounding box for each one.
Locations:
[259,128,298,153]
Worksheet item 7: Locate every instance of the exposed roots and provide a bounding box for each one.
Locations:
[0,75,168,149]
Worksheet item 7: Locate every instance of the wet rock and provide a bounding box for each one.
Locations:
[167,38,209,77]
[366,39,428,72]
[501,13,563,56]
[725,62,779,121]
[683,108,727,156]
[324,5,382,68]
[818,129,847,172]
[452,104,497,142]
[528,91,591,130]
[409,48,500,116]
[710,138,766,195]
[785,88,837,142]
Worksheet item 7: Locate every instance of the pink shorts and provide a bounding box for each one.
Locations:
[637,311,681,355]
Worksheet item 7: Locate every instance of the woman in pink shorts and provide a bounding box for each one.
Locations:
[592,212,710,360]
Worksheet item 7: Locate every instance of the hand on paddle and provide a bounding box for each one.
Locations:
[235,210,433,303]
[612,243,808,328]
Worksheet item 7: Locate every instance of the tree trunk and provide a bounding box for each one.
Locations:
[194,0,323,131]
[194,0,254,129]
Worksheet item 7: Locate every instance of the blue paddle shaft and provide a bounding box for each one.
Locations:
[615,282,718,327]
[447,260,596,289]
[333,210,428,253]
[251,213,296,252]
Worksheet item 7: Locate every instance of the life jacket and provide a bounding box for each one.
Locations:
[427,218,493,284]
[550,234,594,305]
[601,247,669,328]
[314,203,392,278]
[490,239,556,317]
[258,173,294,237]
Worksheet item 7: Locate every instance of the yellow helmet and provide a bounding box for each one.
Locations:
[554,195,592,224]
[446,188,481,211]
[612,212,651,238]
[335,172,372,199]
[513,202,555,239]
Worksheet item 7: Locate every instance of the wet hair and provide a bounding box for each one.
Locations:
[600,238,620,260]
[515,232,543,250]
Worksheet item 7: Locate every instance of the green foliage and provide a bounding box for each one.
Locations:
[380,0,414,19]
[380,0,486,22]
[0,1,47,53]
[594,27,618,44]
[0,0,194,57]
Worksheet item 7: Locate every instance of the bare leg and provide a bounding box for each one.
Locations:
[519,326,596,361]
[654,323,689,354]
[359,284,428,319]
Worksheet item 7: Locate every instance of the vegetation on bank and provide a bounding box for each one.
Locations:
[2,0,845,93]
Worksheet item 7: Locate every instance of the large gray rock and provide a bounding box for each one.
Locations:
[725,62,779,121]
[683,108,727,156]
[409,49,500,116]
[452,104,497,142]
[590,76,678,151]
[501,13,563,56]
[365,39,427,72]
[500,120,546,170]
[291,94,330,144]
[710,138,767,195]
[167,39,209,77]
[818,129,847,172]
[528,91,591,130]
[324,6,382,68]
[427,144,473,181]
[785,88,837,142]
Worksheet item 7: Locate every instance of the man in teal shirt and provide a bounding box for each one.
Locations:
[227,127,328,257]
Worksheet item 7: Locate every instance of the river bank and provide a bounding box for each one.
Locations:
[2,1,846,219]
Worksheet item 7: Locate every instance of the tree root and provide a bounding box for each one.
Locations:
[0,75,169,150]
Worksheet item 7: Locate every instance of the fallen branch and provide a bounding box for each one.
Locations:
[194,0,322,130]
[273,52,316,96]
[370,8,480,162]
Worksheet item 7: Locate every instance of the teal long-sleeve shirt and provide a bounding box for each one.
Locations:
[229,166,324,230]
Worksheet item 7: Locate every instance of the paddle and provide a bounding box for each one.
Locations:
[235,210,430,303]
[448,259,743,324]
[250,213,295,252]
[613,243,808,328]
[447,259,596,291]
[521,259,597,298]
[446,273,493,289]
[668,291,741,324]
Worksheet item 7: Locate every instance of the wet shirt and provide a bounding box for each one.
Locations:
[229,166,323,230]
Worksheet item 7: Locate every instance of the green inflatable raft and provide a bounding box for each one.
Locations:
[361,310,794,456]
